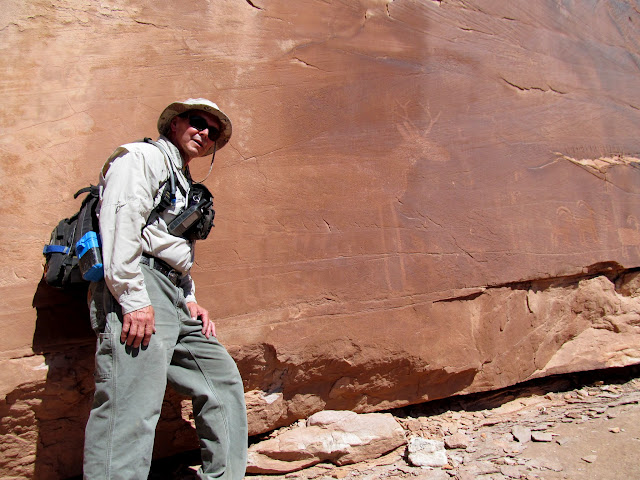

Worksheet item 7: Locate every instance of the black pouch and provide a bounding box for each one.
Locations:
[43,218,81,287]
[167,183,215,241]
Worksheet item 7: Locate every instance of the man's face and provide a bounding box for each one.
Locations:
[169,110,221,163]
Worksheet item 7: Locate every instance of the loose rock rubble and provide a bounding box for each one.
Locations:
[148,369,640,480]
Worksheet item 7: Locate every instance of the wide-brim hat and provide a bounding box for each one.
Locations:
[157,98,232,155]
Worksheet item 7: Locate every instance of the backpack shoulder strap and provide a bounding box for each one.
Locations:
[74,186,92,199]
[74,186,101,245]
[143,138,177,206]
[141,138,188,230]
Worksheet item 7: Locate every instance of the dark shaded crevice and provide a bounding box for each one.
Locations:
[246,0,263,10]
[434,290,484,303]
[501,77,567,94]
[434,261,632,303]
[133,19,167,28]
[390,363,640,418]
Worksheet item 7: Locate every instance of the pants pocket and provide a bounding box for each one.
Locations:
[94,331,115,381]
[89,281,107,333]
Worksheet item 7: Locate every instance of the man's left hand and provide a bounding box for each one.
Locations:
[187,302,216,339]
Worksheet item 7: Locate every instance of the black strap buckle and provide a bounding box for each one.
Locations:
[140,254,182,286]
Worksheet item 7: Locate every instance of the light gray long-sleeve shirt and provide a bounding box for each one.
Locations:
[98,136,197,314]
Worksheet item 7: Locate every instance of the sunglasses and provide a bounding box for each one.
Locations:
[182,114,221,141]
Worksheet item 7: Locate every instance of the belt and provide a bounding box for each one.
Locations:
[140,254,182,286]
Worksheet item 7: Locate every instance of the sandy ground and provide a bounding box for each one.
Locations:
[149,366,640,480]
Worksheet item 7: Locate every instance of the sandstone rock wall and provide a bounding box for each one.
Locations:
[1,0,640,478]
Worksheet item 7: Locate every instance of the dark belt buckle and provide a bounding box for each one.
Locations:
[167,270,180,286]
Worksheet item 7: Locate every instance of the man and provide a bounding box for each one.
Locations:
[84,99,248,479]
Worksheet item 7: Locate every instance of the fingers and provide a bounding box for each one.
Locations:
[201,316,217,339]
[188,303,199,320]
[130,323,145,349]
[142,320,156,348]
[121,315,144,346]
[210,321,217,338]
[198,309,216,339]
[198,308,210,328]
[203,308,216,338]
[188,302,216,339]
[121,314,132,344]
[121,306,155,348]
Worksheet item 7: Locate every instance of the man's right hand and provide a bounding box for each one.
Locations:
[121,305,156,348]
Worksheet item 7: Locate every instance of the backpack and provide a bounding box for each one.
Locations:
[42,139,216,288]
[42,186,102,288]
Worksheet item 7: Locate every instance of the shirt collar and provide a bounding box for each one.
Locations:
[157,135,192,189]
[157,135,185,170]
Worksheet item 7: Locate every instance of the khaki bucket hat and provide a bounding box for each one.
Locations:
[157,98,232,154]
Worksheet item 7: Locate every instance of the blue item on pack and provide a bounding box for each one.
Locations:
[76,231,104,282]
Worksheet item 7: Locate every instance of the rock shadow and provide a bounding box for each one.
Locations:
[28,278,94,479]
[29,279,199,479]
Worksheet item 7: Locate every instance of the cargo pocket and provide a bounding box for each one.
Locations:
[94,331,115,381]
[89,281,107,333]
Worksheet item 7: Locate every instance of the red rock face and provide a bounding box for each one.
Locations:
[1,0,640,477]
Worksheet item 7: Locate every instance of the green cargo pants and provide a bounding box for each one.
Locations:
[83,265,248,479]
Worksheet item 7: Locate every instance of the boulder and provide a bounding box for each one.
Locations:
[246,410,406,473]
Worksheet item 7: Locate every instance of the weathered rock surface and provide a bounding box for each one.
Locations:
[443,431,471,449]
[511,425,532,443]
[406,437,448,468]
[1,0,640,478]
[246,410,406,473]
